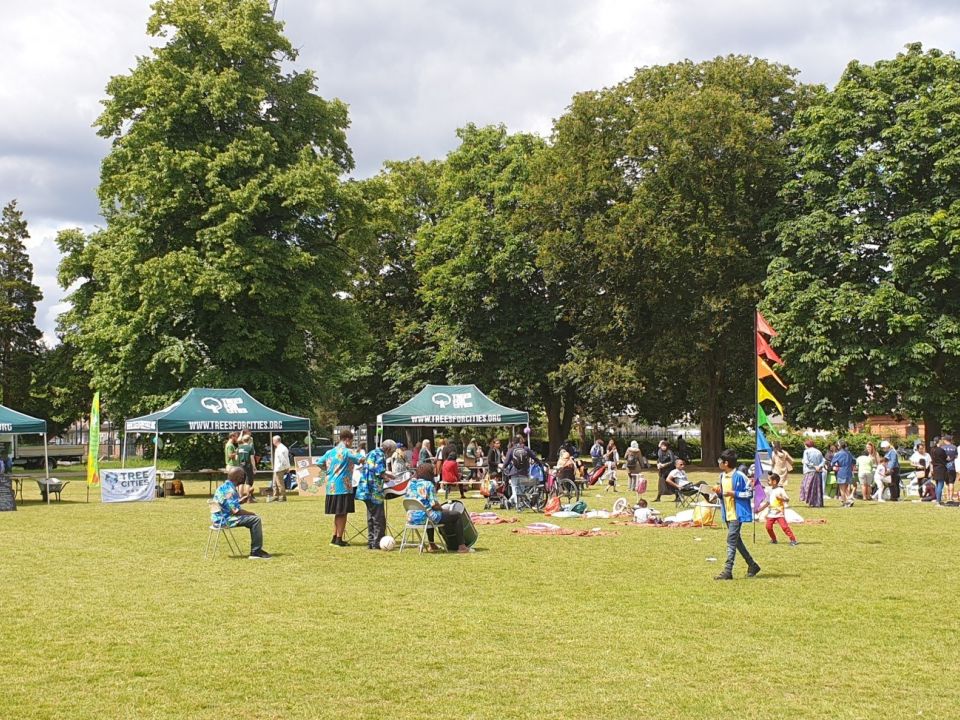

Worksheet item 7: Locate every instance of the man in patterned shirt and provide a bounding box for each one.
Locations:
[356,439,396,550]
[211,467,272,559]
[318,429,365,547]
[404,462,473,553]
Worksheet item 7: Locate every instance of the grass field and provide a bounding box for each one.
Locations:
[2,465,958,719]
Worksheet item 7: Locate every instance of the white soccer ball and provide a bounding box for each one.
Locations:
[379,536,396,551]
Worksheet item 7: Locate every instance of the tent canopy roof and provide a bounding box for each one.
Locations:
[124,388,310,434]
[0,404,46,434]
[377,384,528,427]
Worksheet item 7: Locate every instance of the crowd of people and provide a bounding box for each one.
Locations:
[209,428,953,564]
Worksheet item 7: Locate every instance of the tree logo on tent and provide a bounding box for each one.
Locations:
[201,397,248,415]
[431,393,452,408]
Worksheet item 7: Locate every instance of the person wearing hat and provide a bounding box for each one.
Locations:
[880,440,901,501]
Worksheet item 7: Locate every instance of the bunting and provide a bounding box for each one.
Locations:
[756,311,778,338]
[756,332,783,365]
[758,382,784,416]
[756,312,786,466]
[757,404,779,436]
[757,356,787,389]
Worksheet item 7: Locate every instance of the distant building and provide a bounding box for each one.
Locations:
[854,415,924,438]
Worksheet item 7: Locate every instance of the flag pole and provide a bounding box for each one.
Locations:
[754,308,759,545]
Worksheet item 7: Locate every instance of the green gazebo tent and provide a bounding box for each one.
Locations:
[122,388,311,467]
[0,404,51,503]
[375,384,529,443]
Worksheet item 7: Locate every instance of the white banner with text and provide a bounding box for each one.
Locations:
[101,467,156,503]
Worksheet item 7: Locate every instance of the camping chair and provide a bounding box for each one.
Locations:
[673,480,699,509]
[204,500,244,559]
[37,478,69,502]
[399,498,444,554]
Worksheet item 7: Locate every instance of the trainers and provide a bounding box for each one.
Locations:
[248,550,272,560]
[266,496,276,503]
[714,571,733,580]
[770,540,778,544]
[336,538,350,547]
[746,564,762,578]
[789,540,799,546]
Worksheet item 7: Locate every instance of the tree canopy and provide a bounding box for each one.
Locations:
[60,0,362,420]
[0,200,43,411]
[764,43,960,442]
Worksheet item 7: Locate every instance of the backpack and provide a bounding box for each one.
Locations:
[590,443,602,459]
[512,446,531,474]
[570,500,587,514]
[171,479,185,496]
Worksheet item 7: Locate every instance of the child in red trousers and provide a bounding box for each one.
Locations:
[760,473,797,546]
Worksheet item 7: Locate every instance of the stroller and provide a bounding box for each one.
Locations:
[483,472,508,510]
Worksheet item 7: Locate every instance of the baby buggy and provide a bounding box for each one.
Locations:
[483,472,509,510]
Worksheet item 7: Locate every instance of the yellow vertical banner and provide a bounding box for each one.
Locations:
[86,391,100,486]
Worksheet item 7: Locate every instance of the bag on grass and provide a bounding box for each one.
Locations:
[570,500,587,514]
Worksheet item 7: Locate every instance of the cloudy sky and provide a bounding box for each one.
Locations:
[2,0,959,343]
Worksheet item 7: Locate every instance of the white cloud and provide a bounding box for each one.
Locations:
[2,0,960,340]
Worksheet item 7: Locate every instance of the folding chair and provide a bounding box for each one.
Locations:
[674,481,699,509]
[204,500,244,558]
[204,522,244,558]
[399,498,444,554]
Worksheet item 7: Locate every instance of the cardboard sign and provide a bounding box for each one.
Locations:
[295,456,324,498]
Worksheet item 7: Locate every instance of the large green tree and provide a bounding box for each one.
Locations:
[416,125,580,458]
[61,0,361,419]
[534,56,813,461]
[0,200,44,410]
[764,44,960,442]
[339,158,444,426]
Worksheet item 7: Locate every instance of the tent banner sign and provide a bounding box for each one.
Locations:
[101,467,156,503]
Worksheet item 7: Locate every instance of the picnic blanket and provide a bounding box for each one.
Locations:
[470,512,518,525]
[513,524,619,537]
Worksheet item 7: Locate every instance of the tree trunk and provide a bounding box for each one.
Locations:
[699,363,725,467]
[545,392,561,462]
[923,413,941,449]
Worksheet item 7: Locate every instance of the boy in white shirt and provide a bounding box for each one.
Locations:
[759,473,797,545]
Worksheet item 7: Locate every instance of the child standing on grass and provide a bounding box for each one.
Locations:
[873,456,889,502]
[759,473,797,545]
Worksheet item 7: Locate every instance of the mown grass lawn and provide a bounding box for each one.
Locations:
[2,466,958,719]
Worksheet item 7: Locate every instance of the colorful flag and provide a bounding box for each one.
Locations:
[756,332,783,364]
[752,457,768,512]
[757,404,779,436]
[758,381,784,416]
[757,356,787,389]
[756,311,778,338]
[86,392,100,486]
[756,426,773,453]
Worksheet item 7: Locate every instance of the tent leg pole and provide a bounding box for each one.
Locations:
[121,433,126,469]
[44,433,50,505]
[308,423,312,459]
[153,431,159,468]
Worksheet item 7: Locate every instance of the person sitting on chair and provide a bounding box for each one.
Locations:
[665,458,692,497]
[211,467,272,559]
[405,462,473,553]
[441,451,466,499]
